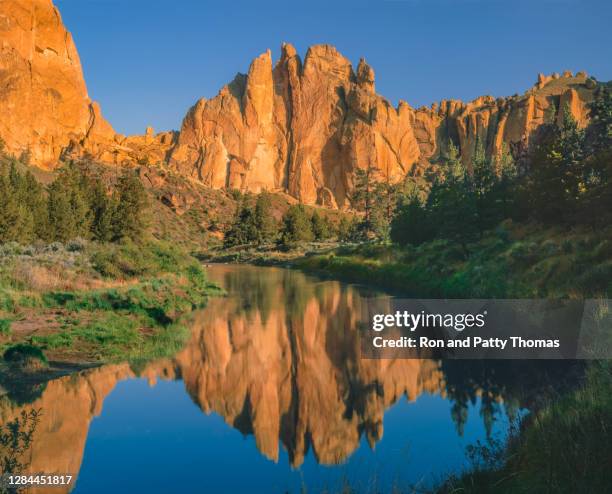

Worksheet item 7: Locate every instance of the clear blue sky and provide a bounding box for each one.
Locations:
[55,0,612,136]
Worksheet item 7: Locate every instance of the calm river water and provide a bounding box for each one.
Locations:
[1,265,577,493]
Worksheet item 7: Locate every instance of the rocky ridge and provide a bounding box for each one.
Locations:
[0,0,603,207]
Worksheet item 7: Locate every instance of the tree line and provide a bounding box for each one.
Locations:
[351,87,611,253]
[224,193,357,249]
[0,146,149,245]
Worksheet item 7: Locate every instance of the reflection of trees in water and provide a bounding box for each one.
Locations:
[0,268,590,480]
[442,360,585,437]
[0,408,42,494]
[0,375,47,407]
[211,266,587,455]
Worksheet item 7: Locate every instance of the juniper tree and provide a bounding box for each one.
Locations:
[112,169,149,242]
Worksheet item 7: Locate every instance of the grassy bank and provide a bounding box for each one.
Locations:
[295,221,612,298]
[0,240,221,367]
[294,221,611,493]
[199,241,344,265]
[435,360,612,493]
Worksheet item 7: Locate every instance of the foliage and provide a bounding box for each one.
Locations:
[311,210,331,241]
[0,160,150,245]
[0,318,11,335]
[3,343,48,371]
[224,192,278,247]
[278,205,314,248]
[435,362,612,493]
[297,222,612,299]
[111,169,149,242]
[390,193,434,246]
[254,192,278,244]
[0,408,42,493]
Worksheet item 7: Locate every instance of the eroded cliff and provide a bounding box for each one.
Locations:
[0,1,602,207]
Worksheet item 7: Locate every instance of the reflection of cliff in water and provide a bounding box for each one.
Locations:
[143,266,444,466]
[0,365,133,494]
[0,266,584,487]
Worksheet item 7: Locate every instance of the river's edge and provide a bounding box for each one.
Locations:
[0,240,223,372]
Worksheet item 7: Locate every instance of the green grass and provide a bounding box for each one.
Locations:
[296,222,612,298]
[0,318,11,335]
[0,239,222,364]
[436,361,612,493]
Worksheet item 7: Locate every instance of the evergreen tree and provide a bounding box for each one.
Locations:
[427,143,478,255]
[495,143,519,220]
[390,194,434,247]
[370,179,399,241]
[254,192,277,245]
[0,171,32,243]
[528,107,585,224]
[90,178,116,242]
[586,86,612,154]
[311,210,331,241]
[224,199,258,247]
[471,139,501,235]
[47,164,92,242]
[278,205,313,247]
[337,216,355,242]
[579,88,612,224]
[112,169,149,242]
[351,164,380,238]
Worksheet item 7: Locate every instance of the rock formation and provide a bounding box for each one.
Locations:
[0,0,115,166]
[169,45,599,207]
[0,0,603,206]
[141,266,445,466]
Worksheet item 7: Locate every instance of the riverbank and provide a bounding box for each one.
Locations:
[294,221,612,299]
[434,360,612,493]
[198,241,345,266]
[0,240,221,368]
[287,221,612,493]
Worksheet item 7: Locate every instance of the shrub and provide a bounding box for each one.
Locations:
[4,343,48,371]
[0,318,11,335]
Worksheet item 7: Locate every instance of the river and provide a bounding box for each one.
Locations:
[0,265,579,493]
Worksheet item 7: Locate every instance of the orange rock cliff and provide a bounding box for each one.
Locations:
[0,0,603,207]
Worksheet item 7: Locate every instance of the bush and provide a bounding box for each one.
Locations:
[4,343,48,371]
[0,318,11,335]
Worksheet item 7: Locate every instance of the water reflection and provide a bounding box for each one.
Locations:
[0,265,582,492]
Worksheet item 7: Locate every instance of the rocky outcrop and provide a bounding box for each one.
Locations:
[170,45,600,207]
[0,0,115,166]
[0,0,602,206]
[169,44,424,207]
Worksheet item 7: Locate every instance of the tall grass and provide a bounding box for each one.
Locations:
[436,362,612,493]
[297,223,612,298]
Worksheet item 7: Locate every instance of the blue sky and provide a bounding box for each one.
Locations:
[55,0,612,136]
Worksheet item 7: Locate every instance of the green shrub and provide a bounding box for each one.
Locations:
[3,343,48,370]
[0,318,11,335]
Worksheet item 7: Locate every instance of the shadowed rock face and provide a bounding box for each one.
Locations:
[0,0,601,199]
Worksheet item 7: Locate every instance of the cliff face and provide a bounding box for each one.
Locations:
[0,0,600,206]
[169,44,423,208]
[0,0,115,166]
[169,45,598,207]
